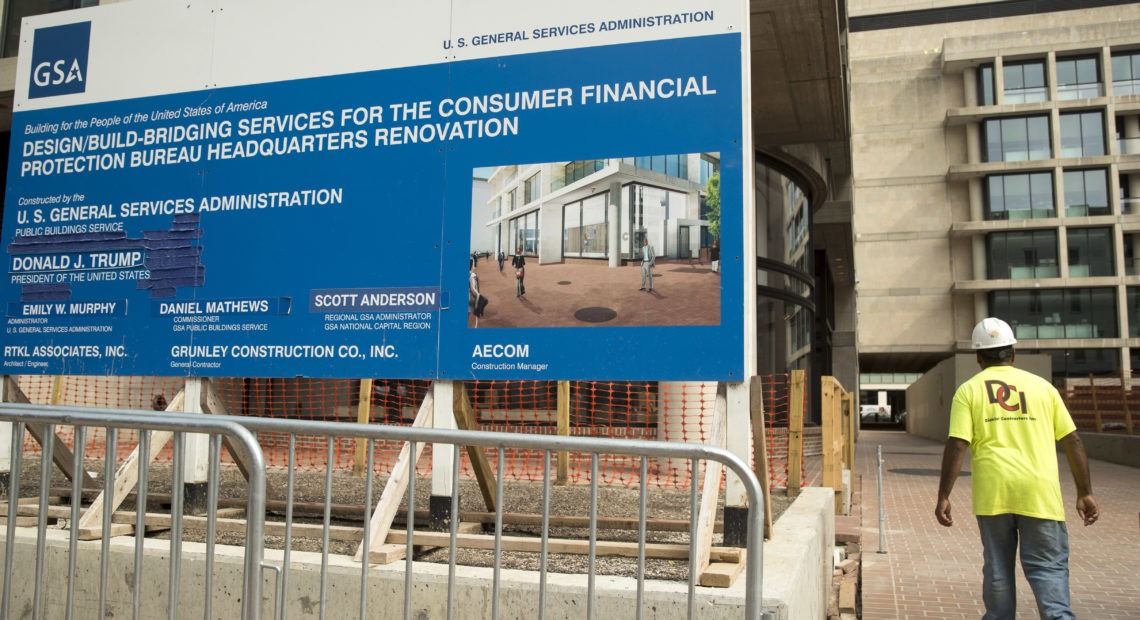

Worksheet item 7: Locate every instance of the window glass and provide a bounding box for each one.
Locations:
[1063,169,1110,216]
[1059,111,1105,158]
[1111,51,1140,96]
[977,64,995,106]
[989,288,1117,339]
[1066,227,1114,277]
[984,116,1051,162]
[986,230,1058,279]
[1056,56,1101,99]
[984,172,1054,220]
[1129,288,1140,336]
[1003,60,1048,103]
[523,173,540,204]
[1126,234,1140,275]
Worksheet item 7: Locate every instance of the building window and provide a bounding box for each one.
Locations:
[1111,50,1140,96]
[1003,60,1048,103]
[1117,114,1140,156]
[984,172,1054,220]
[986,231,1058,279]
[699,154,719,185]
[1126,234,1140,275]
[983,116,1051,162]
[562,193,608,258]
[1067,228,1114,277]
[1043,349,1118,383]
[1059,111,1105,158]
[989,288,1117,339]
[523,173,541,204]
[1056,56,1102,100]
[1128,288,1140,337]
[1063,169,1110,217]
[623,154,689,180]
[556,160,606,190]
[1123,177,1139,214]
[509,211,538,256]
[977,63,996,106]
[507,188,518,213]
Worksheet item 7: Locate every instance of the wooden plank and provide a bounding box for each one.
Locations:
[839,575,857,613]
[821,378,841,506]
[556,380,570,485]
[749,376,773,540]
[356,389,434,562]
[353,379,373,476]
[452,383,497,512]
[4,376,100,490]
[698,551,747,588]
[385,529,743,563]
[694,387,727,582]
[788,369,805,497]
[74,389,185,539]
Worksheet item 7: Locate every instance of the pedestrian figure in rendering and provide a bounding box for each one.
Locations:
[710,240,720,274]
[468,258,486,323]
[936,317,1098,620]
[639,237,655,292]
[497,250,505,273]
[511,247,526,297]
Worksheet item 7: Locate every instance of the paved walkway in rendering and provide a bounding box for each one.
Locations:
[856,430,1140,619]
[468,256,723,328]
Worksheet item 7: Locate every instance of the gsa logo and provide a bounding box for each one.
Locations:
[29,21,91,99]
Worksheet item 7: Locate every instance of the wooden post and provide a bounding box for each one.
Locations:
[694,386,727,582]
[821,378,843,514]
[354,379,373,476]
[748,376,773,539]
[452,383,497,512]
[358,390,435,563]
[3,376,100,490]
[787,369,805,498]
[843,392,856,470]
[556,380,570,485]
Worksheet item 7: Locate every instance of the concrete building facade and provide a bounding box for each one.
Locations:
[850,0,1140,385]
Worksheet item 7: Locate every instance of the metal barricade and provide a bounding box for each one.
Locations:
[0,403,267,620]
[0,404,767,619]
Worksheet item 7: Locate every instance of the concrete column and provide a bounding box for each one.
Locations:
[182,378,210,514]
[968,178,983,221]
[430,381,457,530]
[608,181,623,268]
[971,236,986,280]
[963,67,977,107]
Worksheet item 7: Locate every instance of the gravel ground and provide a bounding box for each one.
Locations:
[10,461,793,582]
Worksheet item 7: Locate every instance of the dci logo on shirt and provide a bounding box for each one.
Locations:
[29,21,91,99]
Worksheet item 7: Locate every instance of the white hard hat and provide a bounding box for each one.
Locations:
[972,317,1017,349]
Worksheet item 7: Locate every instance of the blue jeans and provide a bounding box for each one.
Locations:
[976,514,1072,620]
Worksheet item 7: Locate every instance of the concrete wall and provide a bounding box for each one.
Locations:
[0,487,837,619]
[1079,433,1140,469]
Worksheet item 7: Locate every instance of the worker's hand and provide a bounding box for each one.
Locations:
[1076,495,1099,526]
[935,497,954,527]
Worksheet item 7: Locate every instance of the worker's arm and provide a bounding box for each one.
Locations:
[1059,431,1098,526]
[935,437,969,527]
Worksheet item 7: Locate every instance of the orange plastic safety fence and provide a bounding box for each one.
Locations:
[9,374,798,493]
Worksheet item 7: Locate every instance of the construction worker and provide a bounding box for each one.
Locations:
[936,317,1098,619]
